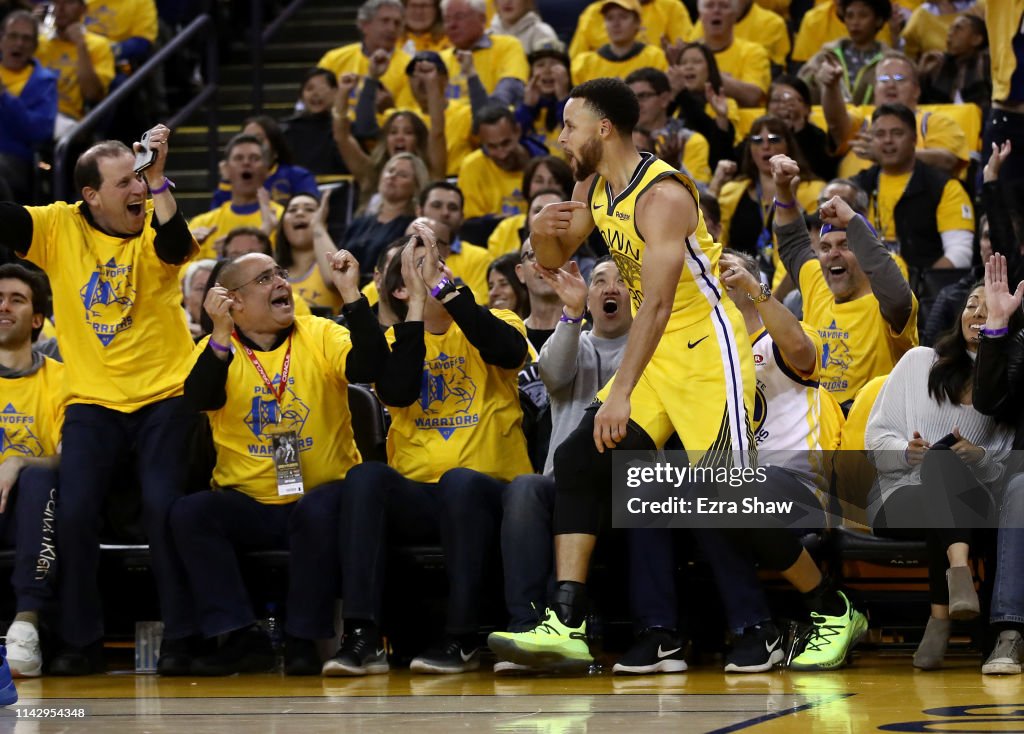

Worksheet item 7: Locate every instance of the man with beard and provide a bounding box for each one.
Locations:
[456,103,546,223]
[487,77,755,671]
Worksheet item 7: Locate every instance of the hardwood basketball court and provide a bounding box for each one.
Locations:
[5,653,1021,733]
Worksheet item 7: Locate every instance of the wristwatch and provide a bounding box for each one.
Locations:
[747,283,771,304]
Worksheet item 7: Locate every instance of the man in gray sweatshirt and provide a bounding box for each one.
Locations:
[495,256,632,672]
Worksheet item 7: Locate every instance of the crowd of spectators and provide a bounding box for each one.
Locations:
[2,0,1024,682]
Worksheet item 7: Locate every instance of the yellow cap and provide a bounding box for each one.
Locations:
[601,0,642,15]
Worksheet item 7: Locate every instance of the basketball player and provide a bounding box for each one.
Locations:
[488,78,755,671]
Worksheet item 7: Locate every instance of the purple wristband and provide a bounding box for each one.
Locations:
[982,326,1009,338]
[209,337,230,353]
[149,177,174,195]
[773,197,796,209]
[430,277,453,299]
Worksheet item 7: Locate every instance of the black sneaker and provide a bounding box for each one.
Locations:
[49,641,105,676]
[322,627,389,676]
[284,637,322,676]
[190,626,275,676]
[157,635,203,677]
[612,628,687,674]
[725,622,785,673]
[409,637,480,674]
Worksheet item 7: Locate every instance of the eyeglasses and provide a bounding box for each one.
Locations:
[877,73,908,84]
[750,134,783,146]
[232,266,289,290]
[633,91,658,101]
[521,250,537,263]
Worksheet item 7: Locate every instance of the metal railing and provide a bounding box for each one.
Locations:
[250,0,311,113]
[53,13,220,201]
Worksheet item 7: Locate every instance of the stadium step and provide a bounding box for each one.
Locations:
[169,0,357,218]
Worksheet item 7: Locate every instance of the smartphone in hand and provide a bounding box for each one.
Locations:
[134,130,157,174]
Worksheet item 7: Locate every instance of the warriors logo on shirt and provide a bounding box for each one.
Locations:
[752,381,769,445]
[0,403,45,459]
[244,376,311,455]
[416,352,479,439]
[80,258,136,346]
[820,320,852,394]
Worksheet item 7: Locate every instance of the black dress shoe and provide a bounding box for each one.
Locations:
[158,635,203,676]
[191,626,275,676]
[49,641,104,676]
[284,637,321,676]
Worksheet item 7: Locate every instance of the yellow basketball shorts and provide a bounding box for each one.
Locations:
[597,299,756,462]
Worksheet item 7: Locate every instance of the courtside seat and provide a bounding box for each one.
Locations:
[832,526,927,566]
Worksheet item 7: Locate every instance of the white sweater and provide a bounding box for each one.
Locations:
[489,12,559,55]
[865,346,1014,508]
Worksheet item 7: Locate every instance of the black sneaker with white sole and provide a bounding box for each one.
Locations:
[322,627,389,676]
[725,622,785,673]
[612,628,688,674]
[409,638,480,674]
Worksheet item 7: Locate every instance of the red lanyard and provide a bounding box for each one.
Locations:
[235,331,292,406]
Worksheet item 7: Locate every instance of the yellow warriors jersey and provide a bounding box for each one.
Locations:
[385,309,532,483]
[0,357,65,459]
[24,202,197,412]
[196,315,362,505]
[588,152,724,333]
[589,153,755,463]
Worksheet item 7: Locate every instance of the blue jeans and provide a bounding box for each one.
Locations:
[501,474,555,631]
[992,473,1024,626]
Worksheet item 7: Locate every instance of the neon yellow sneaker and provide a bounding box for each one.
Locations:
[487,608,593,673]
[790,591,868,670]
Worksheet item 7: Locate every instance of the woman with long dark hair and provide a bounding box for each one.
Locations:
[866,282,1020,669]
[487,253,531,320]
[709,115,823,290]
[275,192,344,315]
[666,42,737,169]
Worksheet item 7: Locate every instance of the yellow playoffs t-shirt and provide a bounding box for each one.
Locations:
[385,310,531,483]
[289,263,343,315]
[569,0,693,57]
[23,202,197,412]
[0,357,66,459]
[792,1,894,62]
[36,31,115,120]
[0,65,32,97]
[85,0,158,43]
[317,42,416,112]
[797,258,918,404]
[707,37,771,95]
[408,99,474,176]
[837,107,969,178]
[440,34,529,102]
[457,149,526,219]
[487,213,524,258]
[988,1,1024,102]
[734,3,791,66]
[188,201,284,261]
[570,44,668,86]
[198,315,361,504]
[446,242,493,305]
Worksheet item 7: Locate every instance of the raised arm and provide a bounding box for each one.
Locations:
[721,252,817,374]
[332,74,375,184]
[530,178,596,269]
[770,155,816,284]
[819,195,914,334]
[817,56,852,148]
